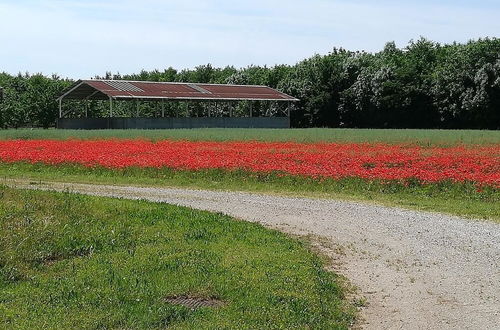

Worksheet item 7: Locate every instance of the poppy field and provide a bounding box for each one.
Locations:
[0,139,498,188]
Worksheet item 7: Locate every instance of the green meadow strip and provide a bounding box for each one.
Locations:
[1,162,498,221]
[0,128,499,146]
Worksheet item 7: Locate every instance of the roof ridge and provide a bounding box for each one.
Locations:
[84,79,269,89]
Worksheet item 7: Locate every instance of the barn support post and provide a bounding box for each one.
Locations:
[109,97,113,117]
[161,99,165,117]
[229,102,233,118]
[249,101,253,117]
[136,100,140,117]
[58,98,62,118]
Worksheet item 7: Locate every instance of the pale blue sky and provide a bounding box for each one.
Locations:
[1,0,499,79]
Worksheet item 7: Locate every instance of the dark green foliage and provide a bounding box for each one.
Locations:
[0,73,72,128]
[1,38,499,128]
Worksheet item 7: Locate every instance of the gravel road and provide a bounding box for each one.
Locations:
[5,180,500,330]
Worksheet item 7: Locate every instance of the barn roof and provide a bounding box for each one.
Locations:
[58,79,299,102]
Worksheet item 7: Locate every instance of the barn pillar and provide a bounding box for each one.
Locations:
[109,97,113,117]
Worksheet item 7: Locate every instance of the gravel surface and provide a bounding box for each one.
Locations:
[5,180,500,330]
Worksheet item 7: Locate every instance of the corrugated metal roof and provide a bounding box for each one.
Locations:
[59,79,299,102]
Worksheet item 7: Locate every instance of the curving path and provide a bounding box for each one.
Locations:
[5,180,500,329]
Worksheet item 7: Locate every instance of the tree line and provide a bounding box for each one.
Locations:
[1,37,499,129]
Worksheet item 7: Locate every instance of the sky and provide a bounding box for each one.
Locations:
[0,0,499,79]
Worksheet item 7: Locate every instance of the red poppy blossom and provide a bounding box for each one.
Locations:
[0,139,498,187]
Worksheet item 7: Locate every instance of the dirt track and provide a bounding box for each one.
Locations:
[5,180,500,329]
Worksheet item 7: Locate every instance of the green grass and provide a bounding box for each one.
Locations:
[0,187,355,329]
[1,128,499,145]
[1,163,498,222]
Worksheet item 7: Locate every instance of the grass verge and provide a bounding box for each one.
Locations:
[1,162,498,222]
[1,128,499,145]
[0,187,355,329]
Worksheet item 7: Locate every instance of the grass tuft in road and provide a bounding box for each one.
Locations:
[0,187,355,329]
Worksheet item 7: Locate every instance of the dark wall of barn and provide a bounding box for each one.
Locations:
[57,117,290,129]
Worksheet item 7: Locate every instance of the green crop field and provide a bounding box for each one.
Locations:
[1,128,499,145]
[0,187,355,329]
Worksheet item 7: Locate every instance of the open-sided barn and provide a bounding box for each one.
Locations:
[57,80,298,129]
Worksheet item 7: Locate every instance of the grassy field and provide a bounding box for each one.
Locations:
[2,163,498,221]
[0,187,355,329]
[1,128,500,145]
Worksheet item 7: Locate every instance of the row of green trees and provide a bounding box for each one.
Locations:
[1,38,499,129]
[0,74,72,128]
